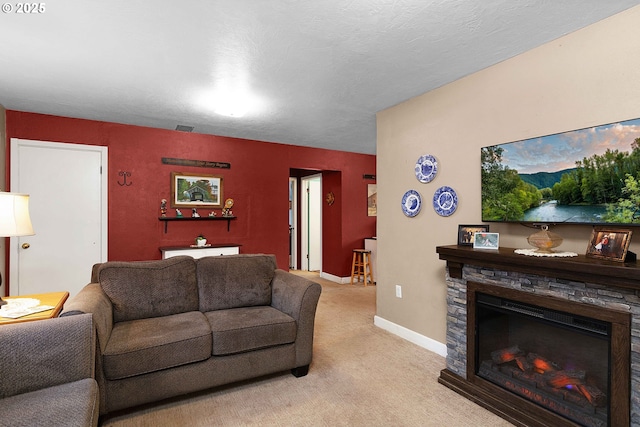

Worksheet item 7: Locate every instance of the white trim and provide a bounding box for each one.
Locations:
[301,174,322,271]
[319,271,352,284]
[288,177,297,269]
[374,315,447,357]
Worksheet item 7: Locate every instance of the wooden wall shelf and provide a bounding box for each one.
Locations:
[158,216,236,233]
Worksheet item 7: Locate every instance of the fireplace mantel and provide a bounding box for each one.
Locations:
[436,245,640,291]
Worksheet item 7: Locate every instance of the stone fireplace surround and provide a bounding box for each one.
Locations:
[436,245,639,427]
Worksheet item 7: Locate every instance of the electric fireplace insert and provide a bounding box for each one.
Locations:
[476,292,610,426]
[463,280,631,427]
[436,245,635,427]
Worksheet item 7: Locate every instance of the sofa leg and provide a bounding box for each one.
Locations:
[291,365,309,377]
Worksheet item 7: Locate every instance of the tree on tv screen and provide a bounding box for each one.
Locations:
[481,146,541,221]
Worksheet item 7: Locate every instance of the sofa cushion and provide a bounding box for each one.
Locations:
[98,256,198,323]
[197,254,276,311]
[205,306,297,356]
[103,311,211,380]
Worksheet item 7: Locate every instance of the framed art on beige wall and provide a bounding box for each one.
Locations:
[368,184,377,216]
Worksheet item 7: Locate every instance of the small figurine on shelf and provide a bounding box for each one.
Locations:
[176,209,183,218]
[160,199,167,217]
[192,208,200,218]
[221,198,234,217]
[195,234,207,247]
[208,211,217,217]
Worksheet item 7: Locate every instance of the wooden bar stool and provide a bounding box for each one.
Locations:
[350,249,374,286]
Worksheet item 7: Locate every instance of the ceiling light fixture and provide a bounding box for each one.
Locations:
[197,86,263,119]
[214,97,248,118]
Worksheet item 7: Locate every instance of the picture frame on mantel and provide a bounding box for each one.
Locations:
[473,232,499,250]
[458,224,489,246]
[171,172,223,208]
[585,227,633,262]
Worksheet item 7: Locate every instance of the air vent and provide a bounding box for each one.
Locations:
[175,125,194,132]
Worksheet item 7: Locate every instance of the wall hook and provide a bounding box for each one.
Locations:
[118,171,132,186]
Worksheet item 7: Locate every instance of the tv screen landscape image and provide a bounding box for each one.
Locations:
[481,117,640,225]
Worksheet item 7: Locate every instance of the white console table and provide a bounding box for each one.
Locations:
[160,244,241,259]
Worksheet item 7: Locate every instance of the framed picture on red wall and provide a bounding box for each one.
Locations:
[171,172,223,208]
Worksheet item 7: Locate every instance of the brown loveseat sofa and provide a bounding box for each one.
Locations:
[61,254,322,415]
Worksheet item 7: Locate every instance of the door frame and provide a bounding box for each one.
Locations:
[9,138,108,294]
[301,174,322,271]
[289,177,298,269]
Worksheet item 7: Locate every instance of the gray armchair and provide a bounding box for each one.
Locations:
[0,314,99,427]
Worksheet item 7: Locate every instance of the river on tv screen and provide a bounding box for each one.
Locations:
[481,118,640,224]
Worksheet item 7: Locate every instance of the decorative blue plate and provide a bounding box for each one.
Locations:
[415,154,438,183]
[432,186,458,216]
[401,190,422,217]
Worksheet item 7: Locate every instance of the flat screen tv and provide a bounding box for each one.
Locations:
[481,117,640,225]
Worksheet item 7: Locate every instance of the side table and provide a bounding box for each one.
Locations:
[0,291,69,325]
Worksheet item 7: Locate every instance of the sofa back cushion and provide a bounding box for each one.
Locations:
[197,254,276,311]
[98,256,198,323]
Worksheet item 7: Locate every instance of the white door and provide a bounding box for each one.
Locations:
[10,139,108,297]
[288,177,297,269]
[301,175,321,271]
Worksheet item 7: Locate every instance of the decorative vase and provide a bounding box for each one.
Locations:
[527,225,563,253]
[196,238,207,247]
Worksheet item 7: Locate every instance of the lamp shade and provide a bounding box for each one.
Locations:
[0,192,35,237]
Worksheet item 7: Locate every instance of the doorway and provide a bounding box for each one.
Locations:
[9,139,108,297]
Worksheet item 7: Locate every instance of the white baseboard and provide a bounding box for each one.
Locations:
[374,315,447,358]
[317,273,446,357]
[320,271,351,284]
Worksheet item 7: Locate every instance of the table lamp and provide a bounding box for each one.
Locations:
[0,192,35,306]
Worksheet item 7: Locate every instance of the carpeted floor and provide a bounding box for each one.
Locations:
[101,272,513,426]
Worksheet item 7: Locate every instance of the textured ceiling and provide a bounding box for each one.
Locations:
[1,1,639,154]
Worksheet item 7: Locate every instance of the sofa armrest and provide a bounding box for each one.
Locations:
[0,314,95,399]
[271,269,322,367]
[61,283,113,354]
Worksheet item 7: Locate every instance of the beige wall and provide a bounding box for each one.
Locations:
[376,5,640,348]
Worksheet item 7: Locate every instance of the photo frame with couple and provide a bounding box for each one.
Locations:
[457,224,490,246]
[585,227,633,262]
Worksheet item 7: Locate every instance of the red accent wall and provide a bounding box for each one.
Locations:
[5,111,376,276]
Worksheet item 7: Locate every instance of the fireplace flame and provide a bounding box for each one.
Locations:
[526,353,557,374]
[489,346,606,409]
[532,358,554,374]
